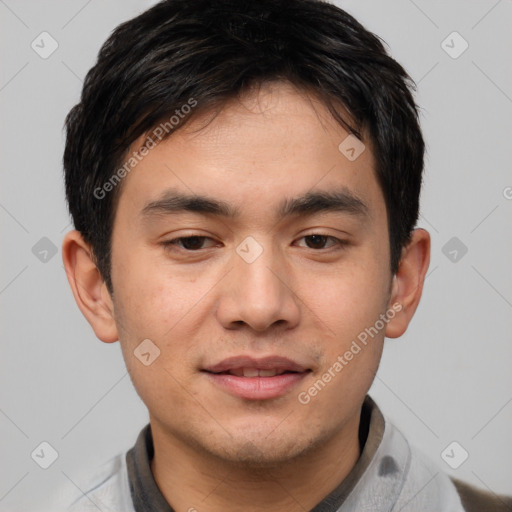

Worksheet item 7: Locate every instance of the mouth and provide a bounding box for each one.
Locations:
[206,368,301,377]
[202,355,311,400]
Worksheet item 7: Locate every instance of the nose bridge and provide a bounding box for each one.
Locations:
[238,242,282,298]
[217,235,300,331]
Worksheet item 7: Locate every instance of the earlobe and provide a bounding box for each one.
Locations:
[385,228,431,339]
[62,230,119,343]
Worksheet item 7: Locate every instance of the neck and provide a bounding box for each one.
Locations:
[150,414,362,512]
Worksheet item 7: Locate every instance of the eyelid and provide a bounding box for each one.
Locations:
[162,233,348,253]
[294,234,347,249]
[162,235,219,250]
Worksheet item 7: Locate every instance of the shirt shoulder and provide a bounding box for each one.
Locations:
[393,435,511,512]
[62,453,135,512]
[451,477,512,512]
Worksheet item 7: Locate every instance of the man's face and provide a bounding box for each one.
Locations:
[110,82,394,465]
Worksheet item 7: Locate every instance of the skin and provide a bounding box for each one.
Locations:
[62,81,430,511]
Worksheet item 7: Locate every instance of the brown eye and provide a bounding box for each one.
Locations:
[298,234,343,250]
[163,236,214,251]
[304,235,329,249]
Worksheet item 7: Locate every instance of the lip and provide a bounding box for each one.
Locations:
[203,355,309,374]
[202,355,311,400]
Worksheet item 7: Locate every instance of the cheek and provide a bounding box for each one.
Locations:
[305,255,391,336]
[113,248,199,338]
[300,270,387,416]
[111,250,213,381]
[112,282,199,419]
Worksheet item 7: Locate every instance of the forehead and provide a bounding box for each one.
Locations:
[114,82,384,226]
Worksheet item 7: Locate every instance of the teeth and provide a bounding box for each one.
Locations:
[259,369,277,377]
[231,368,281,377]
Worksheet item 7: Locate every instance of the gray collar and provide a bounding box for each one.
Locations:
[126,395,386,512]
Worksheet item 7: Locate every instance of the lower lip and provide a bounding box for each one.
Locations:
[203,371,309,400]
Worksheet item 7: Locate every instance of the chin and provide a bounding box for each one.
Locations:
[201,427,322,470]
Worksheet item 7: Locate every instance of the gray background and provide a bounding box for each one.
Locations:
[0,0,511,510]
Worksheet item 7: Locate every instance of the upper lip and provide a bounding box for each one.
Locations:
[203,355,310,374]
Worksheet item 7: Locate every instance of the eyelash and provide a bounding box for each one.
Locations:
[161,234,348,252]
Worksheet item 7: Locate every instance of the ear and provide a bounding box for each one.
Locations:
[385,228,430,338]
[62,230,118,343]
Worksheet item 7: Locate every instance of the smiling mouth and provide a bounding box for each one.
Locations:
[201,355,312,399]
[205,368,302,377]
[202,368,311,400]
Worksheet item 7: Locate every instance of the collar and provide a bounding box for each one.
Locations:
[126,395,385,512]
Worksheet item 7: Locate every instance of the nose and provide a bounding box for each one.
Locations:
[215,239,301,332]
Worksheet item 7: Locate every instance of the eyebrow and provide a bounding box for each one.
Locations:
[140,187,369,221]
